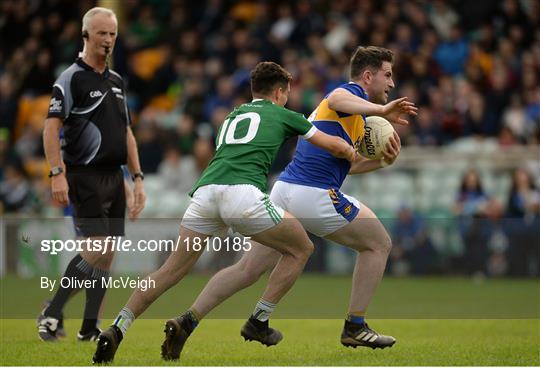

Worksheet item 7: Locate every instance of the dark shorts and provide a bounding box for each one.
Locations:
[66,167,125,237]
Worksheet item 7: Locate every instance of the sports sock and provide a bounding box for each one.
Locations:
[113,307,135,336]
[80,267,110,334]
[45,254,93,319]
[249,316,269,330]
[346,311,365,326]
[186,309,200,329]
[251,298,276,322]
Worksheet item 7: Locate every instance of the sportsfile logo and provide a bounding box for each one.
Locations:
[49,98,62,112]
[40,235,252,255]
[89,90,103,98]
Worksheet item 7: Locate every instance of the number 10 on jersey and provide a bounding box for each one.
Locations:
[216,112,261,149]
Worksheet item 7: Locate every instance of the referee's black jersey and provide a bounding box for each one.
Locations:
[47,58,131,168]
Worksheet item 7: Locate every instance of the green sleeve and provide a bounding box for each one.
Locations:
[283,110,317,137]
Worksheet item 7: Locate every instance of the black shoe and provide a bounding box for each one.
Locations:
[37,302,66,339]
[341,321,396,349]
[240,317,283,347]
[57,318,66,338]
[78,328,102,342]
[161,312,197,361]
[92,326,123,363]
[37,314,60,342]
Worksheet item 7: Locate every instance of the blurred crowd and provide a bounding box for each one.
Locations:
[387,167,540,277]
[2,0,540,208]
[0,0,539,275]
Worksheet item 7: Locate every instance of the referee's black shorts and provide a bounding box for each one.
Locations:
[66,166,125,237]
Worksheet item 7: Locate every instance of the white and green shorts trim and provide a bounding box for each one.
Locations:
[182,184,285,236]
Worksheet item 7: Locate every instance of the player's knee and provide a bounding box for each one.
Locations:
[363,231,392,255]
[379,231,392,255]
[296,238,314,260]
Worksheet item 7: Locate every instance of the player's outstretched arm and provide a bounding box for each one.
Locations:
[327,88,385,116]
[327,89,418,125]
[349,132,401,174]
[307,130,357,162]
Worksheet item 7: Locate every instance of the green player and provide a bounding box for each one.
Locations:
[92,61,356,363]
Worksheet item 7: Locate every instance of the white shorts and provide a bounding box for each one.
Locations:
[270,181,360,237]
[181,184,285,236]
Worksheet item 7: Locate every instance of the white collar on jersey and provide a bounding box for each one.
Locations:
[251,98,274,104]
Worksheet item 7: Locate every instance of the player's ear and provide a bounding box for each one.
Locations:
[274,86,281,101]
[362,69,372,84]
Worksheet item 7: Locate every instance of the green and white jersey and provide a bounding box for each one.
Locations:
[191,99,317,195]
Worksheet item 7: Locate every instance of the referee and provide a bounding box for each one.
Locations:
[38,7,146,341]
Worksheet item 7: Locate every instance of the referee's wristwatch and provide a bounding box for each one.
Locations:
[48,166,64,178]
[132,172,144,181]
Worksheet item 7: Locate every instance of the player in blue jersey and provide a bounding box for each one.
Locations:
[161,46,417,355]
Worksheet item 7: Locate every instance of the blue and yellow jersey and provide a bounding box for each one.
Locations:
[278,82,367,189]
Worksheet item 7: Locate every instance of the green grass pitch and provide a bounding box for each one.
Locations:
[1,319,538,366]
[1,275,539,365]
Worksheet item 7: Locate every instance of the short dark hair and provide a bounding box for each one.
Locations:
[349,46,394,79]
[250,61,292,96]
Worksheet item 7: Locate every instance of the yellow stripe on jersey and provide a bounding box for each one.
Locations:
[311,99,366,148]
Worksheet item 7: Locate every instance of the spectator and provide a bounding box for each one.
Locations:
[125,4,163,50]
[174,114,197,154]
[0,161,36,213]
[157,145,197,194]
[390,206,437,275]
[524,86,540,144]
[411,106,441,146]
[136,121,164,174]
[54,20,80,65]
[21,48,54,96]
[462,92,490,137]
[270,4,295,43]
[433,24,469,76]
[483,63,511,135]
[203,76,234,121]
[505,168,540,276]
[0,74,18,131]
[0,129,10,180]
[429,0,459,41]
[192,137,214,174]
[502,94,531,142]
[454,168,491,275]
[484,199,509,277]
